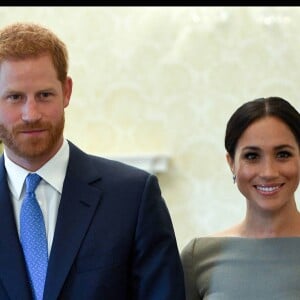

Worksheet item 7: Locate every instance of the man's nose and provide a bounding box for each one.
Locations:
[21,97,42,122]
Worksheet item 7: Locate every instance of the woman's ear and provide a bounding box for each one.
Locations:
[226,152,234,174]
[226,153,236,183]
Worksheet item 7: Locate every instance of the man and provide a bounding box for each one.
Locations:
[0,22,185,299]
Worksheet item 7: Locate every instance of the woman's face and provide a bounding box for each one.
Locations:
[227,116,300,213]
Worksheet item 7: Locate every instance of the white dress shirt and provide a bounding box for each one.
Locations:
[4,139,70,256]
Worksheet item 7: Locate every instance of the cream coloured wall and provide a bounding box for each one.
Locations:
[0,6,300,250]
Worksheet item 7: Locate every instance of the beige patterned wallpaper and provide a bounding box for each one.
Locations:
[0,6,299,250]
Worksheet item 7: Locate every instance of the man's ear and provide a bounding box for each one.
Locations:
[63,76,73,108]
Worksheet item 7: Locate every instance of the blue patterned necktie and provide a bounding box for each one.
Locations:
[20,173,48,300]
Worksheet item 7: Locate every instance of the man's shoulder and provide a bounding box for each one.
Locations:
[68,140,150,179]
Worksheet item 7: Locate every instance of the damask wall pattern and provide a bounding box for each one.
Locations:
[0,6,299,250]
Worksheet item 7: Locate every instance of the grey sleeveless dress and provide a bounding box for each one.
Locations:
[181,237,300,300]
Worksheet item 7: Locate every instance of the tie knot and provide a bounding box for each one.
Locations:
[25,173,41,194]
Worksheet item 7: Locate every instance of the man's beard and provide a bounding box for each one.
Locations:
[0,114,65,159]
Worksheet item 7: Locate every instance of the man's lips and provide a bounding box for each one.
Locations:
[19,128,46,135]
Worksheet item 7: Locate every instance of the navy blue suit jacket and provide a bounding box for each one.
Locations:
[0,141,185,299]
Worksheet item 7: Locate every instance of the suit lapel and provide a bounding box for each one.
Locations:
[44,144,103,300]
[0,159,32,299]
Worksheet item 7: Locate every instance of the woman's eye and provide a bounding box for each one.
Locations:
[244,152,258,160]
[277,151,291,159]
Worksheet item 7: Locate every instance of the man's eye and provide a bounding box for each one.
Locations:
[8,94,21,101]
[40,92,50,97]
[39,92,53,100]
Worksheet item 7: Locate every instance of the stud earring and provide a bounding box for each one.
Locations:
[233,174,236,184]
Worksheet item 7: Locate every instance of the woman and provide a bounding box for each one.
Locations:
[181,97,300,300]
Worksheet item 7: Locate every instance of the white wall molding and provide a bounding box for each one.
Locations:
[106,154,170,174]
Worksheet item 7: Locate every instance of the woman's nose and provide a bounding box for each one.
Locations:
[259,157,279,179]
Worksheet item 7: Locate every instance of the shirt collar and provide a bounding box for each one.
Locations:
[4,139,70,200]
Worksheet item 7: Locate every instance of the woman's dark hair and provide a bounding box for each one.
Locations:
[225,97,300,159]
